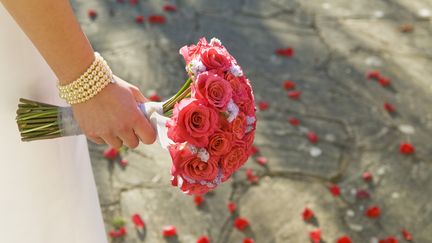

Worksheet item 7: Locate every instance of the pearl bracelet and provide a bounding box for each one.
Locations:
[58,52,114,105]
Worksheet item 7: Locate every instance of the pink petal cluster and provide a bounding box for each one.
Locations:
[167,38,256,195]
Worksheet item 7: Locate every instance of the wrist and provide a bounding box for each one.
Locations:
[58,52,114,105]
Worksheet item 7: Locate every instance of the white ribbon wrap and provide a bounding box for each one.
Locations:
[138,102,172,149]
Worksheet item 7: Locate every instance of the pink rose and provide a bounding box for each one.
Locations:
[168,143,219,181]
[230,112,247,139]
[167,98,218,147]
[221,145,247,178]
[200,47,231,71]
[193,72,233,110]
[208,131,233,156]
[179,38,209,64]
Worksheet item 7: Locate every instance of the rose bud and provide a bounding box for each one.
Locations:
[401,228,413,241]
[258,101,269,111]
[283,80,296,90]
[104,147,119,160]
[275,47,294,57]
[243,238,255,243]
[365,205,381,218]
[356,189,371,200]
[378,77,391,87]
[366,70,381,80]
[194,195,205,206]
[234,217,250,231]
[302,207,314,221]
[109,226,127,238]
[162,225,177,237]
[250,145,259,155]
[287,90,301,100]
[288,117,300,126]
[149,15,166,24]
[196,235,210,243]
[256,156,267,166]
[135,15,145,24]
[149,92,162,102]
[163,4,177,12]
[329,184,341,197]
[362,171,373,182]
[227,202,236,213]
[384,102,396,113]
[400,142,415,155]
[88,9,98,19]
[131,214,145,228]
[120,158,128,167]
[309,229,321,243]
[337,235,352,243]
[306,131,318,144]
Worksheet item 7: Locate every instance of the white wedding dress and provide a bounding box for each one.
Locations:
[0,4,107,243]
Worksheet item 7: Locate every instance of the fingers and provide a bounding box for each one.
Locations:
[133,109,156,144]
[118,130,140,149]
[101,135,123,149]
[87,136,105,145]
[130,86,147,103]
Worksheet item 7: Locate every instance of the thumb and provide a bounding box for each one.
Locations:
[130,86,148,103]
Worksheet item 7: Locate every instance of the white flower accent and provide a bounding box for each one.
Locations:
[190,58,206,76]
[188,144,198,154]
[229,64,243,77]
[245,125,254,133]
[227,99,239,122]
[177,176,184,188]
[246,116,256,125]
[210,37,222,46]
[197,148,209,162]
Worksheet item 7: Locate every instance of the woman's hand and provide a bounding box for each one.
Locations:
[72,75,156,148]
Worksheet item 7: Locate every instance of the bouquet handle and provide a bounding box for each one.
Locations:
[58,102,171,148]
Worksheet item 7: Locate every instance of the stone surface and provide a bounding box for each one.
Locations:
[73,0,432,242]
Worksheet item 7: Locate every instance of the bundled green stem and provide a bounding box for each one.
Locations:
[16,78,193,142]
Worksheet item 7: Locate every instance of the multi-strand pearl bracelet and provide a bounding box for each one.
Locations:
[58,52,114,105]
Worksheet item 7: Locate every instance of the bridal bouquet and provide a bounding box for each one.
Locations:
[16,37,256,195]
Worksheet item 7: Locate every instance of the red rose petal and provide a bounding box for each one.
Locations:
[362,171,373,182]
[227,202,237,213]
[162,225,177,237]
[275,47,294,57]
[307,131,318,144]
[401,229,413,241]
[302,207,314,221]
[337,235,352,243]
[400,142,415,155]
[309,229,321,243]
[258,101,269,111]
[149,15,166,24]
[366,70,381,80]
[251,145,259,155]
[356,189,371,200]
[365,205,381,218]
[379,236,398,243]
[196,235,210,243]
[288,117,300,126]
[135,15,145,24]
[256,156,267,166]
[384,102,396,113]
[246,169,259,184]
[287,90,302,100]
[163,4,177,12]
[329,184,341,197]
[131,214,145,228]
[194,195,204,206]
[149,93,162,102]
[234,217,250,231]
[283,80,296,90]
[243,238,255,243]
[120,158,128,167]
[104,147,119,159]
[379,77,392,87]
[109,226,127,238]
[88,9,97,19]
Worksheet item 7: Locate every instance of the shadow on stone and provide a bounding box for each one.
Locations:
[135,227,147,241]
[164,235,181,243]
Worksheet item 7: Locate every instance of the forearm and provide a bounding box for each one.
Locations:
[1,0,93,84]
